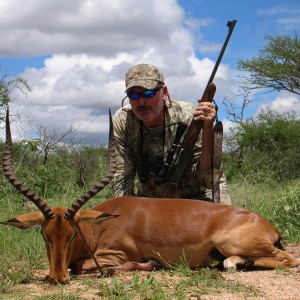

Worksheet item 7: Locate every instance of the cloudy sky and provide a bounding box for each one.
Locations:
[0,0,299,145]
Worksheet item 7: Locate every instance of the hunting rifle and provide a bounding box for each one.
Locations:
[155,20,237,191]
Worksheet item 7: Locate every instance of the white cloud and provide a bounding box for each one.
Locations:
[257,6,300,31]
[256,92,300,116]
[0,0,184,56]
[0,0,299,147]
[222,119,236,136]
[0,0,239,144]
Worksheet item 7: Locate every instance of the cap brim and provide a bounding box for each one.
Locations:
[125,80,159,92]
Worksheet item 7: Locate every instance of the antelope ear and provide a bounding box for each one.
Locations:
[77,210,119,224]
[0,212,44,229]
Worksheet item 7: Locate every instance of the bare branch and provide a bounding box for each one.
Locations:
[29,121,77,164]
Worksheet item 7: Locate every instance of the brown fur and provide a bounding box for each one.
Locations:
[1,197,299,284]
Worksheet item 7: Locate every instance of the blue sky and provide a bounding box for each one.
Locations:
[0,0,299,144]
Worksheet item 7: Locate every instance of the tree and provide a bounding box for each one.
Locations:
[222,87,255,125]
[238,33,300,95]
[224,109,300,183]
[29,121,76,165]
[68,144,108,188]
[0,68,31,123]
[222,87,256,169]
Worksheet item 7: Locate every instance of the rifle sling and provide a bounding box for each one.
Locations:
[212,121,223,203]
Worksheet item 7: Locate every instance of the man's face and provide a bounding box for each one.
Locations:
[128,86,168,128]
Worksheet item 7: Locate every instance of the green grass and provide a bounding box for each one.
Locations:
[230,179,300,242]
[96,268,257,300]
[0,226,46,294]
[0,269,258,300]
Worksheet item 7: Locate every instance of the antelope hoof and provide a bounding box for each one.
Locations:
[103,267,115,277]
[226,266,237,274]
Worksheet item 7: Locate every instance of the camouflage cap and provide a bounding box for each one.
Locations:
[125,64,164,91]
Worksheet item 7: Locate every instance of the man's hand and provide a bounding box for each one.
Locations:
[194,102,216,123]
[194,83,216,128]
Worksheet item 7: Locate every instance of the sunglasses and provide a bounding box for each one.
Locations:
[127,88,161,101]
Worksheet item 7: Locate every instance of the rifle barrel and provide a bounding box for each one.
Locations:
[201,20,237,100]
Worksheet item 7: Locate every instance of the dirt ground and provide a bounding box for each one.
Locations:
[2,243,300,300]
[214,242,300,300]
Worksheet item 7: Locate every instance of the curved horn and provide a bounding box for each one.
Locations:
[2,107,55,219]
[64,109,117,220]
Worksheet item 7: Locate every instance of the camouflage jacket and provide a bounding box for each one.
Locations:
[112,99,213,199]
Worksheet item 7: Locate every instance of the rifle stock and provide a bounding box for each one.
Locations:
[169,83,216,185]
[169,20,237,188]
[180,83,216,151]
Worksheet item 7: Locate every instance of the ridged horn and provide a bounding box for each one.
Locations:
[64,109,117,220]
[2,107,55,219]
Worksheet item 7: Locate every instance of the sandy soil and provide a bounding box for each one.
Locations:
[2,243,299,300]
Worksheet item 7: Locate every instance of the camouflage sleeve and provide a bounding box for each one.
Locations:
[112,107,136,197]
